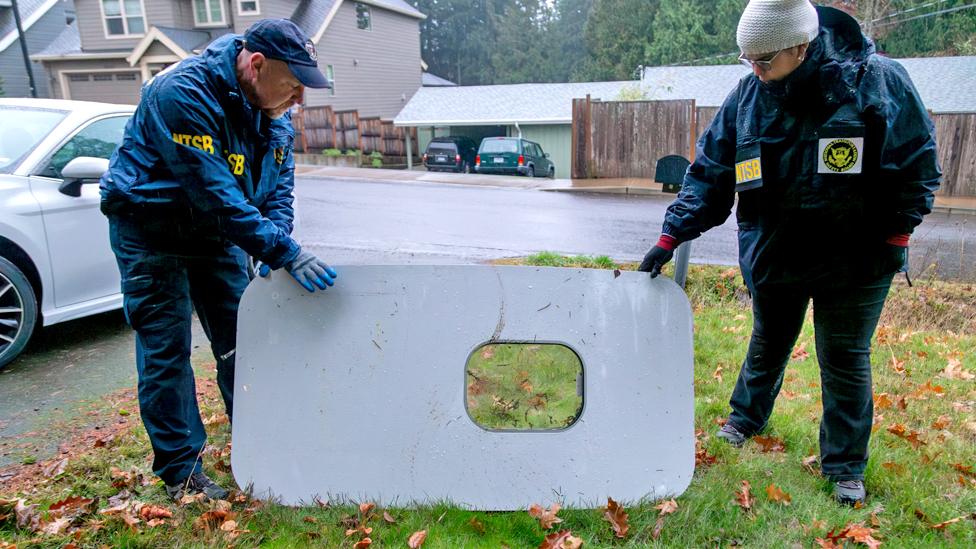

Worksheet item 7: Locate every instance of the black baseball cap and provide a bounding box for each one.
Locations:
[243,19,332,89]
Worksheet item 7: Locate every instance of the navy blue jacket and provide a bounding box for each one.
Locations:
[662,7,941,291]
[101,34,300,269]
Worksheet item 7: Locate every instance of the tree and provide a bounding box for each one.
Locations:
[546,0,593,81]
[644,0,744,66]
[575,0,660,81]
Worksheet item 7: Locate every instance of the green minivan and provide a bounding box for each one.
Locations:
[474,137,555,178]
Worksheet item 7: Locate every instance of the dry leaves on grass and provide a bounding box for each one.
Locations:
[538,530,584,549]
[602,497,629,539]
[886,424,926,449]
[407,529,428,548]
[652,498,678,540]
[752,435,786,453]
[802,455,820,475]
[940,358,975,380]
[791,343,810,361]
[528,503,563,530]
[734,481,754,512]
[765,484,792,505]
[816,522,882,548]
[193,509,236,532]
[931,415,952,430]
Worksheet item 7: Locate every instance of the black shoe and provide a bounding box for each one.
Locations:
[165,472,229,501]
[716,422,747,447]
[834,480,866,506]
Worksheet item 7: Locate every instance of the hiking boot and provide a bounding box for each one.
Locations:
[164,472,229,501]
[716,422,747,447]
[834,480,866,506]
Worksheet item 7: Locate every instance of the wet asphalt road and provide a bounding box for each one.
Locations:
[1,175,973,468]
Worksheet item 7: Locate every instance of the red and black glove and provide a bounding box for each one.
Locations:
[638,235,678,278]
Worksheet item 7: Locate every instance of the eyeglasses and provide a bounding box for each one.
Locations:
[738,49,784,72]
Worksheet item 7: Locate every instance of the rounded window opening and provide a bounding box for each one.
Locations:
[465,342,583,431]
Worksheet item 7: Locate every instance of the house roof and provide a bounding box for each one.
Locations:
[394,81,636,126]
[422,72,456,87]
[0,0,60,53]
[33,17,83,57]
[291,0,339,37]
[156,26,216,53]
[639,56,976,113]
[294,0,425,42]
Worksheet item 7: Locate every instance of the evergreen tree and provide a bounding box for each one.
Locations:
[574,0,660,81]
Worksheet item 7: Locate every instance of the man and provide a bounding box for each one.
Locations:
[101,19,337,501]
[639,0,940,505]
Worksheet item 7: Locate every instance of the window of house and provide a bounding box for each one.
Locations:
[93,74,113,82]
[115,73,138,80]
[193,0,226,27]
[237,0,260,15]
[326,65,335,96]
[356,3,371,30]
[68,74,90,82]
[102,0,146,37]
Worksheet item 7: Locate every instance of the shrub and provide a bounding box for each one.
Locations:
[322,148,342,157]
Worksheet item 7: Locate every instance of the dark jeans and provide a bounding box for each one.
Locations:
[727,273,894,481]
[108,215,249,485]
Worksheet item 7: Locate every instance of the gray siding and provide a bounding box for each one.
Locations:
[145,41,178,56]
[305,1,421,119]
[76,0,195,51]
[0,3,66,97]
[235,0,294,33]
[43,57,131,99]
[517,124,572,179]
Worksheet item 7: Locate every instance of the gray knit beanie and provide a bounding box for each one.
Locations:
[737,0,820,56]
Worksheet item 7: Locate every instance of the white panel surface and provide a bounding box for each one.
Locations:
[232,265,694,509]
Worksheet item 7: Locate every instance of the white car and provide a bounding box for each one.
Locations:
[0,98,135,369]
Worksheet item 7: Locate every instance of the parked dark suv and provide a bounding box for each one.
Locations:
[423,136,478,173]
[475,137,555,178]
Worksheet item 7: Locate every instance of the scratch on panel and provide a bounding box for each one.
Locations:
[490,270,506,341]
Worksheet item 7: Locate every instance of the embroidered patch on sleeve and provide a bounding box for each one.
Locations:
[735,157,762,185]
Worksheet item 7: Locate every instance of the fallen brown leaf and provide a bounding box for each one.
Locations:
[468,516,485,534]
[952,463,975,477]
[407,530,428,548]
[765,484,792,505]
[655,498,678,515]
[194,510,236,532]
[42,458,68,478]
[791,343,810,361]
[48,495,95,518]
[139,505,173,521]
[802,455,820,475]
[528,503,563,530]
[734,481,754,512]
[353,538,372,549]
[602,497,629,538]
[383,511,396,524]
[931,415,952,430]
[881,462,906,473]
[303,516,317,524]
[539,530,583,549]
[940,358,975,380]
[874,393,893,410]
[753,435,786,453]
[358,502,375,515]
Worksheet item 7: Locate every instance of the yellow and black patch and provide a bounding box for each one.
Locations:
[818,137,863,174]
[274,147,286,165]
[735,157,762,185]
[172,133,214,154]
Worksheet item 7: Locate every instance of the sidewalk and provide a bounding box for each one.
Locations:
[295,165,976,214]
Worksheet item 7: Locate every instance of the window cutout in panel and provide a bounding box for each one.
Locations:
[466,342,583,431]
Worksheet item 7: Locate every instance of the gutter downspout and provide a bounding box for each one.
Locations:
[11,0,38,98]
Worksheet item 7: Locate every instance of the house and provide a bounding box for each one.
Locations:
[0,0,70,98]
[31,0,425,118]
[394,80,638,179]
[395,56,976,182]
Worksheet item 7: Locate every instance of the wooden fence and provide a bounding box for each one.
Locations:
[293,106,417,157]
[932,113,976,198]
[571,97,696,179]
[575,100,974,198]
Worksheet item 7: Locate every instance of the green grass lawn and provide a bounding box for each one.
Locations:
[1,255,974,548]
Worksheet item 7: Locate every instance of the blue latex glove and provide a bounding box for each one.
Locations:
[255,261,271,277]
[285,250,337,292]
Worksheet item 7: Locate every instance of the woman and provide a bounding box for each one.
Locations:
[639,0,941,505]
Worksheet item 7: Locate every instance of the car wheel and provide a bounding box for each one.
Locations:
[463,162,472,174]
[0,256,38,370]
[548,167,555,179]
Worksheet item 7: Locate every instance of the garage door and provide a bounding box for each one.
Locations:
[66,72,142,105]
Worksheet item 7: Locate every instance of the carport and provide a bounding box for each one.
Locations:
[393,81,636,179]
